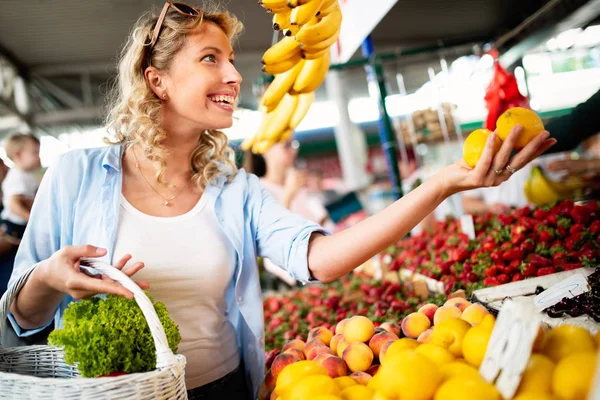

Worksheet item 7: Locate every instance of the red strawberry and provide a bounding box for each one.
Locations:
[570,205,591,224]
[519,240,535,254]
[521,263,538,277]
[565,237,577,251]
[512,232,526,246]
[491,251,503,263]
[484,266,500,277]
[559,200,574,215]
[503,248,525,262]
[557,226,568,237]
[483,277,499,286]
[530,254,551,267]
[553,252,567,267]
[496,274,510,284]
[511,273,524,282]
[562,262,582,271]
[533,209,548,220]
[498,214,515,226]
[547,214,558,226]
[515,206,531,218]
[537,266,556,276]
[539,230,553,243]
[569,224,585,235]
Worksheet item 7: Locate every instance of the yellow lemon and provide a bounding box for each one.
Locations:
[496,107,545,149]
[333,376,358,391]
[380,338,419,364]
[513,393,555,400]
[551,351,597,400]
[434,377,501,400]
[415,343,455,367]
[515,354,555,395]
[431,318,471,357]
[462,319,494,368]
[463,128,502,167]
[368,350,442,400]
[313,396,342,400]
[287,375,340,400]
[340,385,374,400]
[541,325,596,363]
[439,361,482,382]
[275,360,327,397]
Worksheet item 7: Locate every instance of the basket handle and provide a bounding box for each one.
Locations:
[0,261,180,373]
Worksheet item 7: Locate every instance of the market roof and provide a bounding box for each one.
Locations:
[0,0,598,136]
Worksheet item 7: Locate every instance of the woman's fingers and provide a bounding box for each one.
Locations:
[124,261,145,277]
[507,132,552,171]
[473,132,498,180]
[136,280,151,290]
[64,245,107,263]
[114,254,132,270]
[67,274,134,300]
[492,125,522,172]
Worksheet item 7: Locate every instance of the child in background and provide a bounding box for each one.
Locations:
[0,133,41,245]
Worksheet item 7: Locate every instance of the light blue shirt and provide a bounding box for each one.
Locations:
[8,145,326,396]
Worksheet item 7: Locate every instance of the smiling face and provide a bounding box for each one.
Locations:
[147,21,242,133]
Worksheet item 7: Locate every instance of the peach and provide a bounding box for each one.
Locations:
[349,371,372,386]
[335,318,350,335]
[313,354,348,379]
[460,303,489,326]
[380,338,419,364]
[417,328,434,344]
[418,303,439,324]
[271,352,300,379]
[264,369,277,393]
[444,297,472,312]
[377,340,396,365]
[433,305,462,326]
[330,333,344,354]
[307,345,334,361]
[336,336,350,358]
[283,347,306,361]
[342,341,374,373]
[366,364,380,376]
[304,339,326,358]
[379,322,401,337]
[368,331,399,358]
[401,312,431,339]
[282,339,305,353]
[308,326,334,346]
[344,316,375,343]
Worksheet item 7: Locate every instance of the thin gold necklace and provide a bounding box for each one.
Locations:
[131,147,190,207]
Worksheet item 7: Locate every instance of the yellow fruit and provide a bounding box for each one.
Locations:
[596,330,600,345]
[438,361,482,382]
[368,350,442,400]
[431,318,472,357]
[313,396,342,400]
[381,338,419,364]
[434,377,501,400]
[340,385,374,400]
[461,318,494,367]
[463,128,502,168]
[552,351,597,400]
[515,354,555,395]
[275,360,327,397]
[344,316,375,343]
[415,343,455,367]
[541,325,596,363]
[333,376,358,391]
[513,393,555,400]
[496,107,545,149]
[524,166,561,207]
[287,374,340,400]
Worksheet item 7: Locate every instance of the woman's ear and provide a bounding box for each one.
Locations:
[144,66,167,98]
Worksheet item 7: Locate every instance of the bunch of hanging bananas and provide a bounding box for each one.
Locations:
[524,166,585,206]
[241,0,342,153]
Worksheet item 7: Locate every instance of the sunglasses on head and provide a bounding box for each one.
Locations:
[146,2,201,51]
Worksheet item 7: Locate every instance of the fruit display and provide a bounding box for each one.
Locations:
[463,107,544,167]
[47,292,180,377]
[383,200,600,295]
[543,268,600,322]
[263,275,447,352]
[242,0,342,153]
[260,304,599,400]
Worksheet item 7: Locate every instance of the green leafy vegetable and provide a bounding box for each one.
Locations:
[48,292,181,377]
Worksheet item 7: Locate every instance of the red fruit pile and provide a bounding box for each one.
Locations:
[262,275,446,352]
[384,200,600,293]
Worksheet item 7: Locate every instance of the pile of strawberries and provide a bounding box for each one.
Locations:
[263,276,446,352]
[385,200,600,294]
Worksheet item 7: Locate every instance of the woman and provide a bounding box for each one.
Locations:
[5,2,556,398]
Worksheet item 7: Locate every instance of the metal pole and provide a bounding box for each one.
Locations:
[396,72,423,169]
[361,36,404,200]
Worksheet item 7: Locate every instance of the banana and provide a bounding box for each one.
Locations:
[262,51,302,74]
[293,51,330,93]
[288,0,320,7]
[280,128,295,141]
[261,59,305,109]
[524,166,560,206]
[261,0,288,7]
[241,135,255,151]
[272,9,292,30]
[283,25,301,36]
[289,92,315,129]
[261,93,299,144]
[318,0,339,16]
[301,48,329,59]
[300,28,339,52]
[262,36,301,65]
[295,4,341,45]
[290,0,324,25]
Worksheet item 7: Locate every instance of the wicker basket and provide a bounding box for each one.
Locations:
[0,261,188,399]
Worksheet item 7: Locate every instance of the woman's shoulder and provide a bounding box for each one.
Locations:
[50,145,122,174]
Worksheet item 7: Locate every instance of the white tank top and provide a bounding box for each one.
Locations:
[112,194,239,389]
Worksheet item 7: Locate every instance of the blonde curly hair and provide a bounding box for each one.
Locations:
[105,2,243,189]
